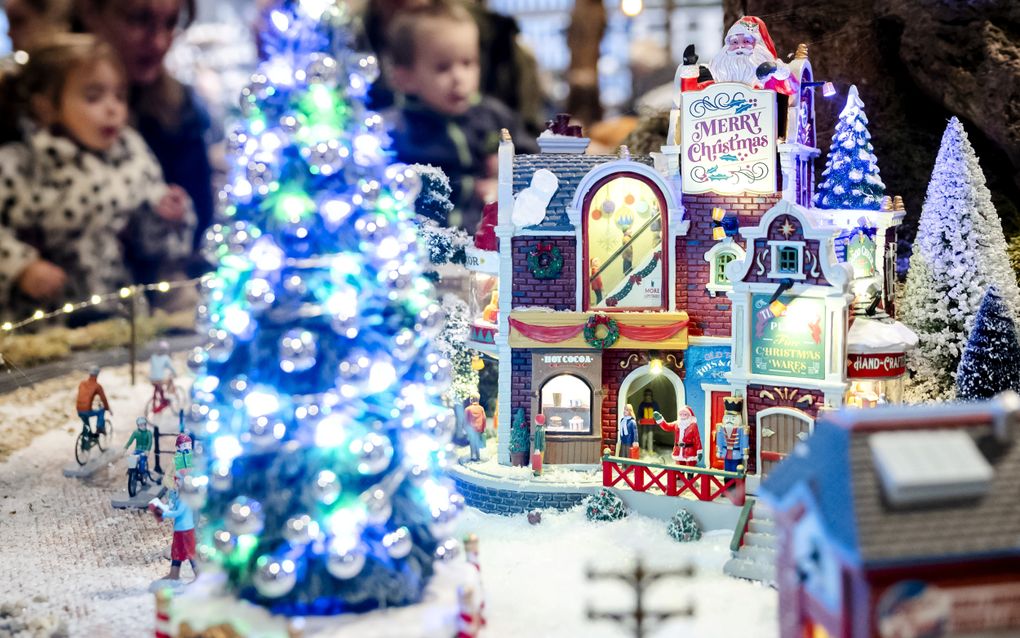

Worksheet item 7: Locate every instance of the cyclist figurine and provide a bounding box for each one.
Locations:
[76,366,111,434]
[125,417,154,474]
[149,340,176,409]
[174,432,193,472]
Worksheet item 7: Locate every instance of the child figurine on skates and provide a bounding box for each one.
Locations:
[125,416,153,473]
[149,471,198,581]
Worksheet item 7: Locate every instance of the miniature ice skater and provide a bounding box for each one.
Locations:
[654,405,702,466]
[464,395,487,462]
[617,404,637,457]
[76,365,111,434]
[149,471,198,581]
[532,414,547,476]
[715,397,749,473]
[125,416,153,471]
[149,340,176,409]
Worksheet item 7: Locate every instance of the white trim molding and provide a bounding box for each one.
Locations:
[704,240,746,295]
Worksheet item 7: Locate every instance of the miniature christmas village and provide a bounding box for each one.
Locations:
[1,3,1019,638]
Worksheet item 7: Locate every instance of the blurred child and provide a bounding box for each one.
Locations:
[384,0,537,233]
[0,34,194,321]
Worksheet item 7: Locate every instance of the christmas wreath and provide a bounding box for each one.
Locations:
[527,242,563,279]
[583,314,619,349]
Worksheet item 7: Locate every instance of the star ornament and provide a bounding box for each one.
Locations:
[780,217,796,238]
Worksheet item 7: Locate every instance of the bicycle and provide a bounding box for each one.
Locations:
[74,410,113,466]
[145,376,184,422]
[126,450,158,497]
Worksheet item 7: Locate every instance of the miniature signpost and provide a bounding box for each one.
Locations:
[586,558,695,638]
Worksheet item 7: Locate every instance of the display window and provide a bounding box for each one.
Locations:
[539,374,593,435]
[469,272,499,326]
[583,174,668,311]
[845,378,903,408]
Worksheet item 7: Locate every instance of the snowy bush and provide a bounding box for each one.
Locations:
[584,488,627,522]
[956,287,1020,400]
[900,118,1020,402]
[667,509,702,543]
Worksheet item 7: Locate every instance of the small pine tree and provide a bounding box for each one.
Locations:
[584,488,627,522]
[813,85,885,210]
[955,287,1020,400]
[667,509,702,543]
[412,164,454,224]
[434,294,479,402]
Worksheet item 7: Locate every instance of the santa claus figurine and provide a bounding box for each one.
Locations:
[676,16,793,96]
[653,406,702,465]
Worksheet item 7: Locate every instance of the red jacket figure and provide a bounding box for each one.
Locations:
[654,406,702,465]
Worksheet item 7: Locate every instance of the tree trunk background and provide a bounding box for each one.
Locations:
[722,0,1020,246]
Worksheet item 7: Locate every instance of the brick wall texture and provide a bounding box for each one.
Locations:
[452,474,592,515]
[511,349,533,435]
[744,384,824,473]
[678,193,781,336]
[511,237,576,310]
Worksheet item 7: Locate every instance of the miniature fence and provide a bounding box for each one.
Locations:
[602,455,746,505]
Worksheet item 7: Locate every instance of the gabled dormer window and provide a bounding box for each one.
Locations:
[705,241,746,295]
[769,241,805,280]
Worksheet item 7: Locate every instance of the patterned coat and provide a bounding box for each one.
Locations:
[0,127,194,320]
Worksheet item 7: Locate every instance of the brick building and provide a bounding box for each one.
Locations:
[474,47,915,485]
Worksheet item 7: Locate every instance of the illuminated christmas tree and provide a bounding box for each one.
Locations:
[813,85,885,210]
[180,0,461,615]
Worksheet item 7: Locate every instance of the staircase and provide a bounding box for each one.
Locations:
[723,500,778,586]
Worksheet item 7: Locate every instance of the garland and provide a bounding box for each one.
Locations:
[583,314,619,349]
[606,251,661,307]
[527,242,564,279]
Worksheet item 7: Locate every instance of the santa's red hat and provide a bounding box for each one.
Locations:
[726,16,778,59]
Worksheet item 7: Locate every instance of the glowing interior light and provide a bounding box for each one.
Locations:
[321,198,353,225]
[314,414,346,448]
[621,0,642,17]
[245,389,280,417]
[213,435,243,464]
[223,305,252,336]
[369,361,397,389]
[376,236,401,260]
[649,358,663,375]
[90,295,102,304]
[62,303,74,313]
[269,9,290,31]
[250,237,284,271]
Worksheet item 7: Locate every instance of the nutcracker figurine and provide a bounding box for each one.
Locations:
[653,405,701,465]
[715,396,748,473]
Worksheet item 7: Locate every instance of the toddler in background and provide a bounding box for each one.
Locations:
[0,34,194,322]
[383,0,537,233]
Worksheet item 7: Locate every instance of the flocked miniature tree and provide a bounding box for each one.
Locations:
[180,0,461,615]
[900,117,1020,401]
[955,287,1020,400]
[813,85,885,210]
[413,164,469,269]
[435,294,479,402]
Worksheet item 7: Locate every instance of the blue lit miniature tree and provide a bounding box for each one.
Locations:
[813,85,885,210]
[180,0,461,615]
[955,287,1020,400]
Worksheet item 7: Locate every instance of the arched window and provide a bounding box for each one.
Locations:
[583,173,668,311]
[539,374,593,435]
[704,241,746,295]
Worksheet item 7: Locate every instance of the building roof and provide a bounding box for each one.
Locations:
[511,153,653,232]
[762,400,1020,568]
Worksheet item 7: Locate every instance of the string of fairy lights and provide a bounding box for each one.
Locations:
[0,276,210,334]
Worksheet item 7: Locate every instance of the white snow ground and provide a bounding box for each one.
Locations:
[0,362,777,637]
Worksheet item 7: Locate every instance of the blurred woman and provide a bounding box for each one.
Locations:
[4,0,72,52]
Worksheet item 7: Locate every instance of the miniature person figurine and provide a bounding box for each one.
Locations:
[76,365,111,434]
[637,389,660,451]
[707,16,793,95]
[481,289,499,324]
[532,414,547,476]
[174,432,193,472]
[462,534,486,631]
[464,395,487,462]
[653,406,702,465]
[617,404,637,457]
[590,257,604,304]
[151,471,198,581]
[621,232,633,275]
[715,396,749,473]
[125,416,154,473]
[149,340,176,409]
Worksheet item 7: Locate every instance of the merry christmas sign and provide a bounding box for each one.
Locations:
[681,83,777,195]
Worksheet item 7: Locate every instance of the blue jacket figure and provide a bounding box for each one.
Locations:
[617,404,637,456]
[155,472,198,581]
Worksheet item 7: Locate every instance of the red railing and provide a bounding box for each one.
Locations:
[602,455,746,505]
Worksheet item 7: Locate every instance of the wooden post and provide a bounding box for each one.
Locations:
[129,289,137,387]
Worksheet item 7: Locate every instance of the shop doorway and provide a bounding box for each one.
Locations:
[618,364,684,457]
[757,408,813,477]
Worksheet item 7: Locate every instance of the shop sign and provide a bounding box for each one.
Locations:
[751,294,825,380]
[465,246,499,274]
[542,354,595,366]
[876,580,1020,637]
[847,230,877,279]
[688,347,731,381]
[681,83,777,196]
[847,353,905,378]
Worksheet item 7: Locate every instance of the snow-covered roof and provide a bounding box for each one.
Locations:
[847,317,918,354]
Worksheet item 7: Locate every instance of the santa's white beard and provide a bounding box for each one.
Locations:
[708,42,775,86]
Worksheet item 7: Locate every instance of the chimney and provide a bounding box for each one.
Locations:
[537,113,590,154]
